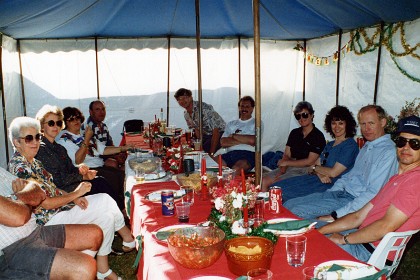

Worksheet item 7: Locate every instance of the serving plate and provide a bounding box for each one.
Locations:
[144,189,184,203]
[263,218,316,236]
[314,260,379,279]
[152,224,195,243]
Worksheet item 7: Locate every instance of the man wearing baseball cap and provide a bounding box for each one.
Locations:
[318,115,420,262]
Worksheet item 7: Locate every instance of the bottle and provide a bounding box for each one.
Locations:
[160,108,167,133]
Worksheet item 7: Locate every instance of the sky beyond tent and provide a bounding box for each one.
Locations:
[0,0,419,40]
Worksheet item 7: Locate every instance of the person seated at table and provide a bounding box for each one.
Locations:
[276,105,359,202]
[57,106,132,208]
[318,115,420,262]
[219,96,259,172]
[81,100,127,170]
[284,105,398,220]
[0,173,102,280]
[35,104,125,211]
[174,88,226,155]
[261,101,326,191]
[8,116,136,280]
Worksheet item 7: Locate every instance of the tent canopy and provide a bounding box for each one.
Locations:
[0,0,419,40]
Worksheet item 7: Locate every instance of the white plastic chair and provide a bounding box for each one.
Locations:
[367,229,419,278]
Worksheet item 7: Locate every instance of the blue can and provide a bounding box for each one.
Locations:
[161,190,175,216]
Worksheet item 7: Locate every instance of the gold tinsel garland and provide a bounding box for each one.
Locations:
[295,22,419,80]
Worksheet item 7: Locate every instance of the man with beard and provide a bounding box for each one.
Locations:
[220,96,259,172]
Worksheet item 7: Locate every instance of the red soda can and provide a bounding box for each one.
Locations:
[269,186,282,214]
[161,190,175,216]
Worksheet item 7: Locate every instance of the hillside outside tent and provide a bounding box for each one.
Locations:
[0,0,419,176]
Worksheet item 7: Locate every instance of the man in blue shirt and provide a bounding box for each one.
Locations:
[284,105,398,220]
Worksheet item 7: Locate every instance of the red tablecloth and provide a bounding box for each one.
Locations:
[130,182,360,279]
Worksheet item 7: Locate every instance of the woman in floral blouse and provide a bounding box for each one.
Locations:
[8,116,134,280]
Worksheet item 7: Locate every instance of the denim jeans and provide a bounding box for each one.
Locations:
[283,189,355,219]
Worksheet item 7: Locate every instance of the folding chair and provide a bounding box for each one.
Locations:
[367,229,419,278]
[123,119,144,134]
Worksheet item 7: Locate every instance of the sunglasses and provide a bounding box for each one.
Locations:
[19,133,41,144]
[294,112,310,120]
[395,136,420,150]
[45,120,63,127]
[66,115,84,122]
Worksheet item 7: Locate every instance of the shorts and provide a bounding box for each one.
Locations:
[0,224,65,280]
[222,150,255,171]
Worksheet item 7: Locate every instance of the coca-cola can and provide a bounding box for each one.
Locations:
[161,190,175,216]
[269,186,282,214]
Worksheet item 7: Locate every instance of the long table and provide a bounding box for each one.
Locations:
[130,181,361,280]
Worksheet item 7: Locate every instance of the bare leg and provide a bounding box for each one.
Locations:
[63,224,103,251]
[97,255,119,280]
[50,249,97,280]
[118,225,135,243]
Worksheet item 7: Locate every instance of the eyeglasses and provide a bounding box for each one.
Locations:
[45,120,63,127]
[66,115,84,122]
[322,152,329,166]
[394,136,420,150]
[294,112,310,120]
[19,133,41,144]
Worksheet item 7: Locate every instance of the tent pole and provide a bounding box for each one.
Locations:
[303,40,307,100]
[95,37,100,99]
[335,30,342,106]
[17,40,26,116]
[373,22,384,105]
[166,36,171,125]
[253,0,262,186]
[0,35,11,163]
[238,36,242,100]
[195,0,203,146]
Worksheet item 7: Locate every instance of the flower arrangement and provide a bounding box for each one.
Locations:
[385,98,420,140]
[208,177,278,243]
[166,146,182,173]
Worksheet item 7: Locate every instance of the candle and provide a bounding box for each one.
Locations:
[201,158,208,200]
[218,155,222,176]
[241,169,248,224]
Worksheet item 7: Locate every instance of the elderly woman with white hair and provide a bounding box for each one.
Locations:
[8,116,135,280]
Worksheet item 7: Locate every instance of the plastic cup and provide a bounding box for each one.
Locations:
[252,197,265,228]
[247,268,273,280]
[180,186,194,205]
[175,202,190,223]
[286,235,307,267]
[135,168,145,184]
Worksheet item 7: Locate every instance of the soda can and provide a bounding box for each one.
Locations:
[161,190,175,216]
[269,186,282,214]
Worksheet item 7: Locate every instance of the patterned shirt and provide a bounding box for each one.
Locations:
[184,101,226,135]
[82,116,114,146]
[0,167,37,251]
[8,152,74,225]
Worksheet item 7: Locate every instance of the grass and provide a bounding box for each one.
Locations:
[109,233,419,279]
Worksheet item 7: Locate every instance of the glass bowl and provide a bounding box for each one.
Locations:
[128,157,160,173]
[175,171,217,191]
[224,236,274,276]
[167,226,225,269]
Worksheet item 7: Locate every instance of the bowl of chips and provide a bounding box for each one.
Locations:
[128,157,160,173]
[224,236,274,276]
[175,171,217,191]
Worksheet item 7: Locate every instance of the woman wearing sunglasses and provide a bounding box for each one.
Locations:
[262,101,326,191]
[274,106,360,202]
[34,105,125,212]
[8,116,135,280]
[56,107,132,209]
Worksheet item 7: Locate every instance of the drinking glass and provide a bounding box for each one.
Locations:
[302,266,317,280]
[175,202,190,223]
[286,235,307,267]
[135,168,145,184]
[180,186,194,205]
[252,197,265,228]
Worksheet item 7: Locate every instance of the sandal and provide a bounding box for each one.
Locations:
[97,268,122,280]
[122,240,136,253]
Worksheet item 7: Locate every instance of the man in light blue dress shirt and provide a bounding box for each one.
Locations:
[284,105,398,220]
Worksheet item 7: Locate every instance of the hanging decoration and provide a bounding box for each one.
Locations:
[293,21,419,83]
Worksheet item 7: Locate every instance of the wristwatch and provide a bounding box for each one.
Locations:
[7,193,18,200]
[343,233,351,245]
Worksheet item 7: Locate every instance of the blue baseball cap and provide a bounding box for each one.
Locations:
[397,116,420,136]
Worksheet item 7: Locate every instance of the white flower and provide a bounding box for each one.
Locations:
[231,220,249,235]
[214,197,225,211]
[232,193,244,209]
[174,153,181,159]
